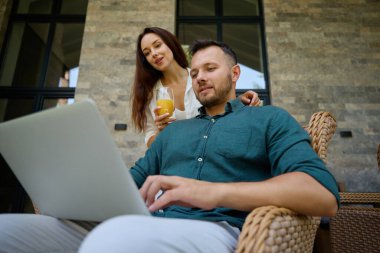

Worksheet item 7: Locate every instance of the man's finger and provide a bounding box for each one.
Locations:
[148,190,178,212]
[145,180,162,206]
[140,175,156,201]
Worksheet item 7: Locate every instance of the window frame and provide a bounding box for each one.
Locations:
[176,0,271,105]
[0,0,87,113]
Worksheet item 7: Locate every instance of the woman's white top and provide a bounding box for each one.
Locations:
[144,68,202,145]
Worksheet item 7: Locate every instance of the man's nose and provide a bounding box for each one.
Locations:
[196,71,206,84]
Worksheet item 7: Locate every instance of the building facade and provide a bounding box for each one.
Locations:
[0,0,379,212]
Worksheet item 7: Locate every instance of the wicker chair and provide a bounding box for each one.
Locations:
[329,144,380,253]
[330,192,380,253]
[236,111,337,253]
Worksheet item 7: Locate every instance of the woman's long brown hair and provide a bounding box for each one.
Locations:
[131,27,188,132]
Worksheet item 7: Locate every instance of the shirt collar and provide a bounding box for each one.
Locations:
[197,98,244,118]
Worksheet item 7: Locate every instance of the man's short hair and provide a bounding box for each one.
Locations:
[189,39,238,65]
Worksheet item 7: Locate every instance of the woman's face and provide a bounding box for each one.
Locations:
[141,33,174,72]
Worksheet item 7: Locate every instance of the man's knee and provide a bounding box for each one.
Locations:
[80,215,196,252]
[79,215,155,252]
[79,216,238,253]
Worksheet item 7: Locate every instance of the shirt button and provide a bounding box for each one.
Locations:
[211,119,215,123]
[203,135,208,139]
[158,209,164,213]
[198,157,203,162]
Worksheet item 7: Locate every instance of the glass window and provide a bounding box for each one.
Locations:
[223,0,259,16]
[0,153,34,213]
[178,24,217,46]
[178,0,214,16]
[60,0,88,15]
[223,24,264,89]
[0,98,34,122]
[16,0,53,14]
[0,153,16,213]
[0,23,50,87]
[44,23,85,88]
[0,98,35,214]
[0,1,87,89]
[177,0,270,103]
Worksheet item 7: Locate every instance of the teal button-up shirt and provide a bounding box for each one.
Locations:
[130,99,340,229]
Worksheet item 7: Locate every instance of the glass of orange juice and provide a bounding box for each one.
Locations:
[156,87,174,116]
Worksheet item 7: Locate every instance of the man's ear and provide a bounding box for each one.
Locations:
[231,64,241,82]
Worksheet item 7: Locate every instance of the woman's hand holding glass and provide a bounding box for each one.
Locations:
[154,87,176,131]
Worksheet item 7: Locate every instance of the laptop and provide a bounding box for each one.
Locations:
[0,99,151,222]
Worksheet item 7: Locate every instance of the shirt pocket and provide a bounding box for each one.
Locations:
[214,128,251,158]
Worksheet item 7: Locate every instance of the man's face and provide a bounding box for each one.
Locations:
[190,46,238,108]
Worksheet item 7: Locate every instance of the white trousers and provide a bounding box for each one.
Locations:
[0,214,240,253]
[0,214,87,253]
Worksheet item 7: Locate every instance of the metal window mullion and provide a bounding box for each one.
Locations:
[12,14,86,23]
[36,20,55,90]
[33,93,43,112]
[52,0,62,15]
[36,0,60,92]
[0,87,76,97]
[258,0,270,103]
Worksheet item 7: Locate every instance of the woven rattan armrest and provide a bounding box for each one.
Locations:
[236,206,320,253]
[303,111,337,164]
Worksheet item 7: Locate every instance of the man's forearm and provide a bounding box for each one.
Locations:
[215,172,338,217]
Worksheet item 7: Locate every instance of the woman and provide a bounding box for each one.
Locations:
[131,27,260,147]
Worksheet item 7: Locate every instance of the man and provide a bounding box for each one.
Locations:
[78,40,339,252]
[0,40,339,253]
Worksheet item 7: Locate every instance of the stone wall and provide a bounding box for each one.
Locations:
[76,0,176,167]
[264,0,380,191]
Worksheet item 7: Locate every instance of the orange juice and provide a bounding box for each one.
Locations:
[156,99,174,116]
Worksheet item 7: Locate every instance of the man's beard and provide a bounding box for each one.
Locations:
[196,76,233,108]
